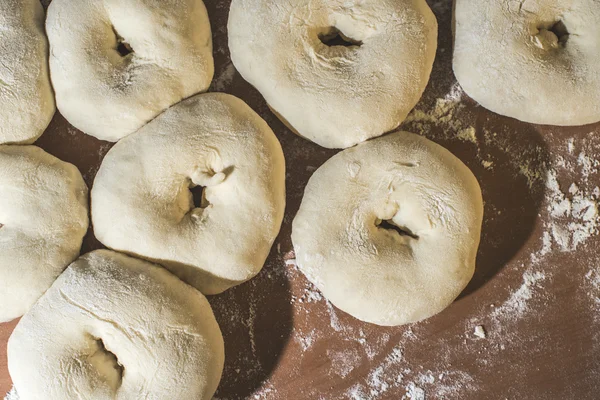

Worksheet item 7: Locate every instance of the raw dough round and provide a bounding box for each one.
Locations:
[0,146,88,323]
[46,0,214,142]
[92,93,286,295]
[0,0,55,145]
[292,132,484,326]
[8,250,224,400]
[228,0,437,149]
[453,0,600,126]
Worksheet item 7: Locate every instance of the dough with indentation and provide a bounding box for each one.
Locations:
[46,0,214,141]
[8,250,224,400]
[453,0,600,125]
[0,145,88,323]
[228,0,437,149]
[91,93,286,294]
[0,0,55,145]
[292,132,483,326]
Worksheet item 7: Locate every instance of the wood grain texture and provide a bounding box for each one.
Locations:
[2,0,600,399]
[0,320,17,395]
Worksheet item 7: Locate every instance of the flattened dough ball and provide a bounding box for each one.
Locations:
[92,93,286,295]
[46,0,214,141]
[292,132,483,326]
[0,0,55,144]
[8,250,225,400]
[0,146,88,322]
[228,0,437,149]
[454,0,600,125]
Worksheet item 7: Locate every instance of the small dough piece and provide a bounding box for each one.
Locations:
[0,146,88,323]
[46,0,214,141]
[0,0,55,144]
[453,0,600,125]
[8,250,224,400]
[292,132,483,326]
[92,93,286,295]
[228,0,437,149]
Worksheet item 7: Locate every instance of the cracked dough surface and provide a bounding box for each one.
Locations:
[292,132,484,326]
[0,0,55,145]
[453,0,600,125]
[0,146,88,323]
[8,250,224,400]
[228,0,437,149]
[46,0,214,141]
[92,93,286,295]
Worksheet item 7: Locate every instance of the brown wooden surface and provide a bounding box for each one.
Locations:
[0,320,17,394]
[2,0,600,399]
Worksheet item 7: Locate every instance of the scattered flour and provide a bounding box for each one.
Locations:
[544,170,599,253]
[343,337,477,400]
[403,82,534,173]
[456,126,477,144]
[284,259,298,268]
[577,151,600,180]
[473,325,486,339]
[347,384,368,400]
[251,384,277,400]
[493,270,546,319]
[326,300,343,333]
[404,83,468,137]
[298,286,323,304]
[328,348,362,378]
[366,346,404,397]
[429,371,477,398]
[585,265,600,318]
[3,388,18,400]
[404,382,425,400]
[489,137,599,326]
[294,329,317,351]
[243,298,259,357]
[212,62,237,92]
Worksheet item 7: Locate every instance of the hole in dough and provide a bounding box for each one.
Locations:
[549,20,569,44]
[319,27,363,48]
[376,219,419,240]
[534,20,569,49]
[88,338,124,390]
[112,26,134,57]
[190,184,210,209]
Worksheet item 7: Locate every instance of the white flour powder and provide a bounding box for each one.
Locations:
[3,388,17,400]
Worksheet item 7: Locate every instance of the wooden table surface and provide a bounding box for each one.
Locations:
[2,0,600,399]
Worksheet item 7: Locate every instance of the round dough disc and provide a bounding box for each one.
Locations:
[228,0,438,149]
[0,0,55,144]
[8,250,225,400]
[92,93,286,295]
[46,0,214,141]
[0,145,88,323]
[292,132,484,326]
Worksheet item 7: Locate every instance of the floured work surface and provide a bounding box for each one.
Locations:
[1,1,599,398]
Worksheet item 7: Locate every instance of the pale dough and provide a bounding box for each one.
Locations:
[0,146,88,323]
[292,132,484,326]
[228,0,438,149]
[8,250,224,400]
[92,93,286,295]
[0,0,55,144]
[46,0,214,141]
[453,0,600,126]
